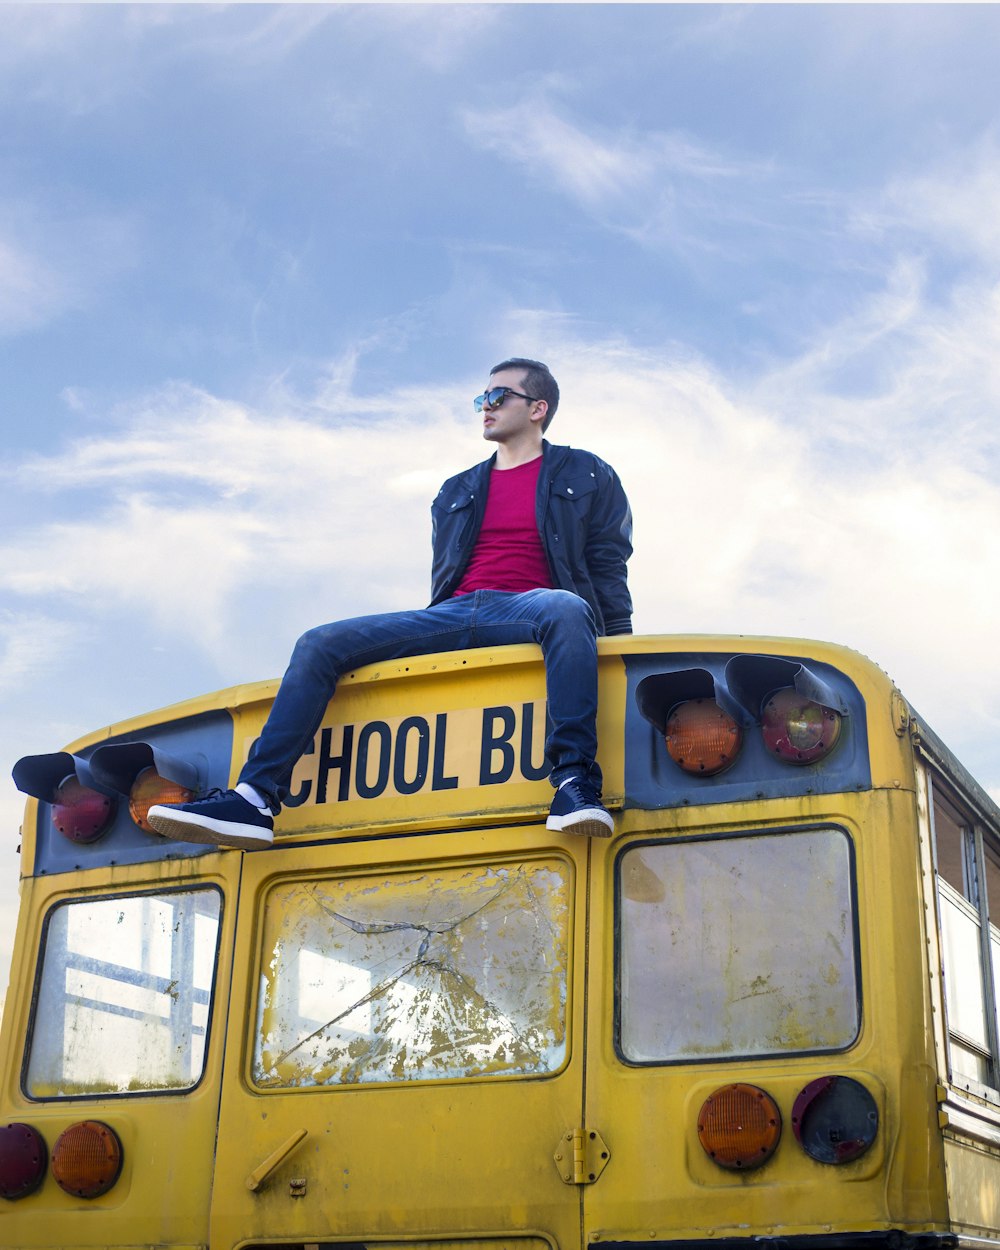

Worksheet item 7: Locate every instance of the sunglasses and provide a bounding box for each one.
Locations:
[473,386,539,413]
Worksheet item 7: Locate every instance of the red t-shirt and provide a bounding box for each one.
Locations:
[454,457,553,596]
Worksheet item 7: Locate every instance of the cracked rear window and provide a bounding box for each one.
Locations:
[253,857,571,1088]
[618,828,859,1063]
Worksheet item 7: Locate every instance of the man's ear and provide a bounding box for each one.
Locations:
[530,400,548,426]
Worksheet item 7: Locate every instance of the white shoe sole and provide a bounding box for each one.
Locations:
[147,805,274,850]
[546,806,615,838]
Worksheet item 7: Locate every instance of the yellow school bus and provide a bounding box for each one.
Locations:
[2,633,1000,1250]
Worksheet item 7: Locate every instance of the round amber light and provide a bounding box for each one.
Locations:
[698,1083,782,1170]
[130,767,195,834]
[51,1121,123,1199]
[761,688,842,765]
[665,700,742,776]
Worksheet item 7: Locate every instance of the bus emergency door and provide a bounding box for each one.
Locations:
[210,824,589,1250]
[581,825,869,1242]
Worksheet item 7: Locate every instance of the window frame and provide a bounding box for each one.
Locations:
[22,883,225,1102]
[248,852,576,1092]
[928,767,1000,1104]
[613,822,863,1068]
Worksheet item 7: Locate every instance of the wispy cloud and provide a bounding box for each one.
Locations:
[461,90,1000,310]
[751,141,1000,483]
[0,378,475,658]
[852,134,1000,265]
[0,232,76,336]
[4,120,1000,781]
[347,5,504,74]
[0,204,137,339]
[185,6,335,65]
[0,611,81,695]
[461,96,755,240]
[486,236,1000,777]
[0,7,329,112]
[6,284,1000,791]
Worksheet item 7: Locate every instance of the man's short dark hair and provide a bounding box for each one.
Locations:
[490,358,559,432]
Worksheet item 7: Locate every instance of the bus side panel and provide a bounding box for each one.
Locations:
[943,1137,1000,1236]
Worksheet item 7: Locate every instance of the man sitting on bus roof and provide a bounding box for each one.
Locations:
[148,357,633,849]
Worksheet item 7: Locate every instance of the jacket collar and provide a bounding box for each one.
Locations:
[461,440,565,488]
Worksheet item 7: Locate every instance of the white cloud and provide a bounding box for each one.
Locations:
[191,7,334,65]
[346,5,504,74]
[463,102,654,210]
[0,7,154,116]
[487,264,1000,784]
[461,95,757,243]
[854,135,1000,264]
[0,7,91,66]
[0,612,82,695]
[0,234,75,336]
[752,278,1000,482]
[0,202,138,339]
[461,91,1000,314]
[0,379,476,658]
[0,7,317,112]
[8,294,998,795]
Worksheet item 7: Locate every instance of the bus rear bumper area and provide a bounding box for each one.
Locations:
[228,1237,997,1250]
[597,1236,996,1250]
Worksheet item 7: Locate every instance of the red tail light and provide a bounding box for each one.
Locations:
[51,777,116,844]
[761,688,842,765]
[792,1075,878,1163]
[0,1122,47,1200]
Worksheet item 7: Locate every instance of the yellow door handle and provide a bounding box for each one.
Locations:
[246,1129,308,1192]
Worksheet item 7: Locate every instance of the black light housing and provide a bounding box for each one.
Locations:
[12,753,118,844]
[88,742,200,795]
[89,743,201,834]
[792,1075,878,1164]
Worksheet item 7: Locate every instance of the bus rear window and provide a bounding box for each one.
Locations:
[617,828,859,1063]
[252,857,571,1089]
[26,888,222,1098]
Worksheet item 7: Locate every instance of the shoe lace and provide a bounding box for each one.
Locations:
[563,776,602,804]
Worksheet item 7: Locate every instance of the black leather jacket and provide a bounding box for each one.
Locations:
[429,441,633,635]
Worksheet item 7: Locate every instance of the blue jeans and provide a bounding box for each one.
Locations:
[239,589,601,812]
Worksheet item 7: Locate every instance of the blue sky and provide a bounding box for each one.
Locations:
[3,3,1000,989]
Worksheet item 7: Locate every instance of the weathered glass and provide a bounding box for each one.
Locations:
[27,889,221,1096]
[253,858,570,1087]
[619,828,858,1061]
[940,882,989,1054]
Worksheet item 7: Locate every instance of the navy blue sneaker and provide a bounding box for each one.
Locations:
[546,776,614,838]
[147,788,274,849]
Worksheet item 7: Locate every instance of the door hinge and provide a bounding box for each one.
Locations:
[553,1127,610,1185]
